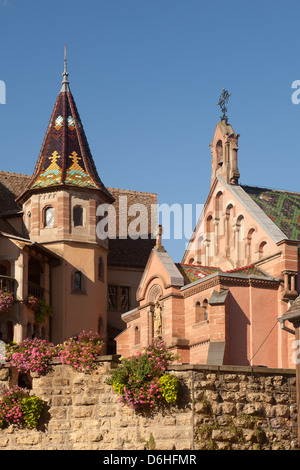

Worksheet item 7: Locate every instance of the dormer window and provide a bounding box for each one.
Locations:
[44,207,54,227]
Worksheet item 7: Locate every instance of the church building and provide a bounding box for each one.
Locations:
[116,90,300,369]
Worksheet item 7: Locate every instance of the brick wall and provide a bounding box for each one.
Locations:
[0,359,298,450]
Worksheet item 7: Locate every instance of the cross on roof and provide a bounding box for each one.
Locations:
[217,88,231,121]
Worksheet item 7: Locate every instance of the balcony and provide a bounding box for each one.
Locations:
[28,281,45,300]
[0,275,17,297]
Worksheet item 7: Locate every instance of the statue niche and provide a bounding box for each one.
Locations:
[153,300,162,338]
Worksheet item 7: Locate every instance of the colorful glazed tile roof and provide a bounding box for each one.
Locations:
[17,60,113,203]
[225,265,269,277]
[176,264,222,283]
[242,185,300,241]
[176,263,271,285]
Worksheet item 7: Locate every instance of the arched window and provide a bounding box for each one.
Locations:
[195,300,208,323]
[6,321,13,342]
[202,299,208,321]
[246,228,255,264]
[259,241,267,259]
[195,302,201,323]
[98,257,104,280]
[44,206,54,227]
[73,205,83,227]
[27,211,31,232]
[33,323,40,338]
[74,271,82,292]
[134,326,140,345]
[216,140,223,166]
[98,317,103,334]
[215,191,223,214]
[206,215,213,234]
[26,322,32,338]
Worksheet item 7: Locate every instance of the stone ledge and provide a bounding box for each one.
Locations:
[167,363,296,376]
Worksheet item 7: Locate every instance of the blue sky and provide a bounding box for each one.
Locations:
[0,0,299,261]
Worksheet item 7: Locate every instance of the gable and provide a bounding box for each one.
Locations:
[137,248,184,302]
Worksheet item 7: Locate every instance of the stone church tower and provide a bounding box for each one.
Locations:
[17,55,115,345]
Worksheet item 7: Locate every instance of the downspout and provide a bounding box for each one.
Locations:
[278,318,295,335]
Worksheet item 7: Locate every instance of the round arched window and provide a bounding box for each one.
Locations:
[44,207,54,227]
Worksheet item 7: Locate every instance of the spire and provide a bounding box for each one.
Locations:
[61,44,70,93]
[16,51,114,204]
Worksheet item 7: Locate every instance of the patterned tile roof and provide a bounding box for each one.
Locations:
[176,263,272,285]
[176,264,221,284]
[225,265,269,276]
[242,185,300,241]
[17,63,113,203]
[108,237,156,268]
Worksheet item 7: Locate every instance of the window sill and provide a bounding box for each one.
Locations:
[192,320,209,329]
[71,290,87,295]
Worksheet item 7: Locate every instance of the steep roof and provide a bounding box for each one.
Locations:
[176,264,221,284]
[241,185,300,241]
[17,58,113,203]
[219,176,289,244]
[0,171,31,215]
[177,263,272,286]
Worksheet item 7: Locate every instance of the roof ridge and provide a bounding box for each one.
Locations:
[226,264,256,273]
[108,187,157,196]
[241,183,300,196]
[0,171,31,178]
[178,263,221,269]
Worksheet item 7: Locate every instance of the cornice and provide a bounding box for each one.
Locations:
[181,272,279,298]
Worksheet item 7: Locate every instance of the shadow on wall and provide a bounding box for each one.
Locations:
[227,292,250,366]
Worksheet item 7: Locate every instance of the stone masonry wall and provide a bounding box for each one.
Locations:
[0,358,298,450]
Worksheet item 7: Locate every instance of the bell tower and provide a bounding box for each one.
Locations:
[17,49,115,345]
[210,88,240,188]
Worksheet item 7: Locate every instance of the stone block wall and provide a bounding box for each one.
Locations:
[0,358,298,450]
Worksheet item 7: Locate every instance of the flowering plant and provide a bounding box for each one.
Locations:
[0,288,14,313]
[0,386,44,429]
[25,296,52,323]
[107,339,179,410]
[6,337,57,375]
[57,330,104,371]
[24,295,40,312]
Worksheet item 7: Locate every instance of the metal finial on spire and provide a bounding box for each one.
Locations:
[61,44,70,92]
[217,88,231,122]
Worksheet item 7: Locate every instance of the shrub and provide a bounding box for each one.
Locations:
[0,386,44,429]
[57,330,104,371]
[107,339,179,410]
[0,288,14,313]
[25,296,52,323]
[159,374,178,403]
[6,337,57,375]
[21,395,45,428]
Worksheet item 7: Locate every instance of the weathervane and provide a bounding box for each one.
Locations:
[217,88,231,122]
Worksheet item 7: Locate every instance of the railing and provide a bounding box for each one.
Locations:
[0,275,16,297]
[28,281,45,300]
